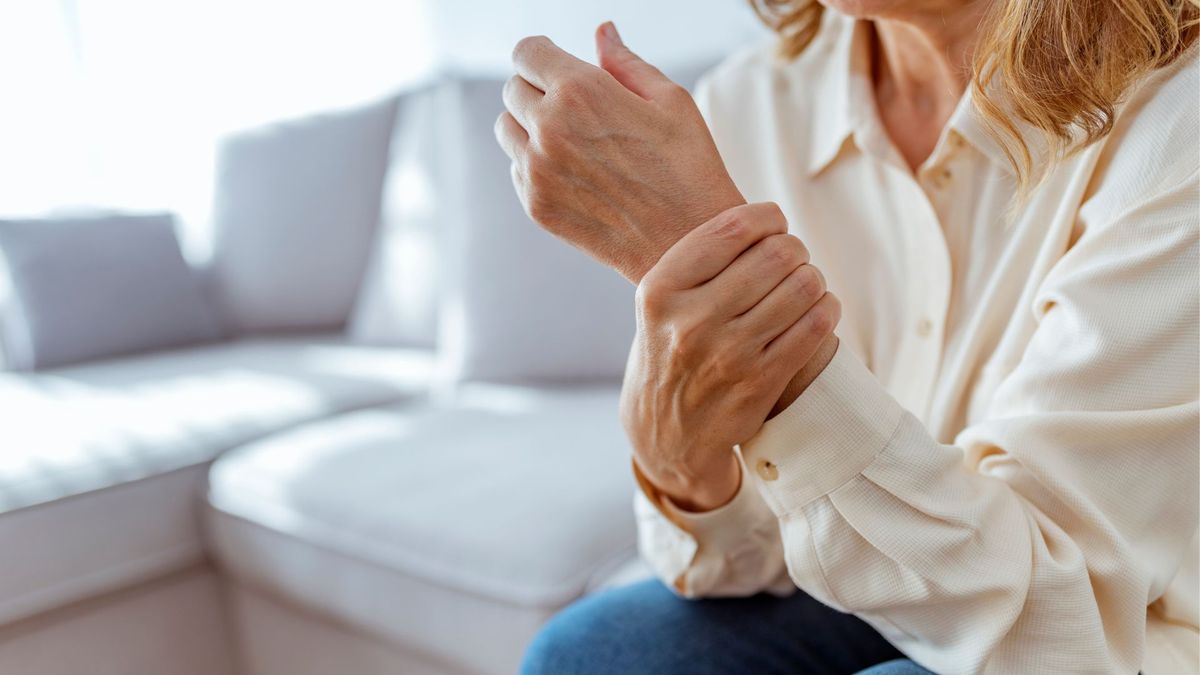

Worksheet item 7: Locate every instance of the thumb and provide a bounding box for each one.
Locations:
[595,22,673,101]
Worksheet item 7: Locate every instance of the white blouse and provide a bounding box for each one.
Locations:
[634,11,1199,675]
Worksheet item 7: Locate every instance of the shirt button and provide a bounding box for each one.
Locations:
[755,458,779,482]
[916,317,934,337]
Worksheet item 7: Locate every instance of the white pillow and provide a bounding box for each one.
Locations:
[209,95,399,333]
[437,77,637,385]
[0,213,222,371]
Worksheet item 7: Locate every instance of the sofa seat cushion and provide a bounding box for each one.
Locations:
[205,385,638,674]
[0,336,433,624]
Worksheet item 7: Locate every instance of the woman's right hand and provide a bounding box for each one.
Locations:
[620,203,841,512]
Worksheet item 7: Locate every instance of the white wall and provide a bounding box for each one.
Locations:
[429,0,765,74]
[0,0,767,238]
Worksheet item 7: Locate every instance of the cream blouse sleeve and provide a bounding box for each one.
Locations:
[633,169,1199,673]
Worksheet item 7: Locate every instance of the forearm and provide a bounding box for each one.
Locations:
[736,344,1192,673]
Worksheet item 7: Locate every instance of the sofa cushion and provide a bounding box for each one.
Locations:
[0,213,222,371]
[206,385,638,674]
[0,336,433,624]
[210,95,399,333]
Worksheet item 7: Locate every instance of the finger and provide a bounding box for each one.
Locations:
[737,263,827,345]
[648,202,786,290]
[512,35,592,92]
[494,111,529,162]
[762,292,841,367]
[502,75,542,130]
[706,233,810,316]
[595,22,676,101]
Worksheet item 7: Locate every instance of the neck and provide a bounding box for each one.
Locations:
[871,3,988,113]
[867,2,990,170]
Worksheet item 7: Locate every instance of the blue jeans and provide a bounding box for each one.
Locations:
[521,579,934,675]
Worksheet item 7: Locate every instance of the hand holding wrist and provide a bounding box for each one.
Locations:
[620,203,842,515]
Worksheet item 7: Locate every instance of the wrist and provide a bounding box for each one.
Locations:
[635,451,742,513]
[629,190,747,284]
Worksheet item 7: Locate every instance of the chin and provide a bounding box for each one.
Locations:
[817,0,923,20]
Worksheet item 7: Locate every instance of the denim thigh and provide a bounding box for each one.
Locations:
[520,579,932,675]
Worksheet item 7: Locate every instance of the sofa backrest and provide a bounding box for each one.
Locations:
[208,94,400,335]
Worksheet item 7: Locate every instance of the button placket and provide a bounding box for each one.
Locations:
[901,163,955,419]
[922,131,964,192]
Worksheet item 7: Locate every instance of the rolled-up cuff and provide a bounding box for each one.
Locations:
[656,455,776,552]
[632,452,777,595]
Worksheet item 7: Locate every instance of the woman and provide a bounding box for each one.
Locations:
[495,0,1198,672]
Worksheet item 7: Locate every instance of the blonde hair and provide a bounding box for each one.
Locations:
[749,0,1200,187]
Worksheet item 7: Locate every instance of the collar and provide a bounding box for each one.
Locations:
[948,85,1027,175]
[795,12,1030,177]
[797,12,870,177]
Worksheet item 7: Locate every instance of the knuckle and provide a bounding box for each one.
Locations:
[806,308,833,336]
[827,293,843,324]
[761,200,786,224]
[493,112,510,137]
[794,264,825,299]
[523,167,543,198]
[712,211,747,241]
[808,294,841,335]
[660,83,692,106]
[524,155,552,189]
[763,234,798,267]
[635,279,667,317]
[523,186,555,225]
[550,78,588,107]
[512,35,548,62]
[744,201,786,235]
[527,201,553,227]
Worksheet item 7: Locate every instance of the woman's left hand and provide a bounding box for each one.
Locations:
[620,203,842,512]
[495,22,745,283]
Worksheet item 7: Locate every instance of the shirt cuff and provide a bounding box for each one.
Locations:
[633,453,782,596]
[632,453,770,538]
[657,452,776,550]
[739,343,905,515]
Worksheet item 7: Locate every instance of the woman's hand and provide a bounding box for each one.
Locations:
[621,203,841,512]
[494,22,744,283]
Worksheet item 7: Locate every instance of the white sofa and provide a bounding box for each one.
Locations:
[0,68,732,674]
[0,337,436,674]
